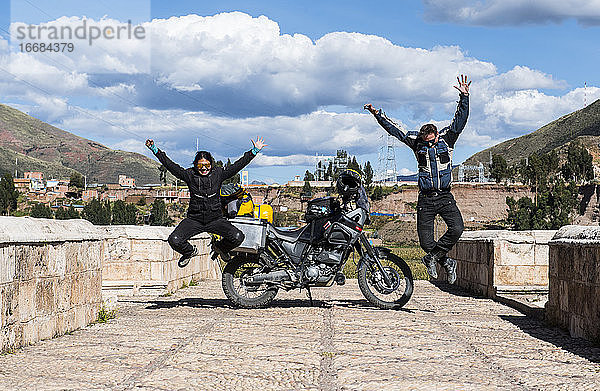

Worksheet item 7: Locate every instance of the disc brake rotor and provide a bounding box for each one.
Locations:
[371,266,401,294]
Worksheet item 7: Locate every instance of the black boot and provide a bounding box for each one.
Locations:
[421,250,445,279]
[178,245,199,268]
[442,257,457,284]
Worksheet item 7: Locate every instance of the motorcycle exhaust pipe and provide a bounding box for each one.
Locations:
[245,270,291,285]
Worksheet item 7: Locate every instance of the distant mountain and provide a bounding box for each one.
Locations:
[465,99,600,167]
[0,104,161,184]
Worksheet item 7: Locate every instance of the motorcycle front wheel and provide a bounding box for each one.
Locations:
[222,256,279,308]
[358,247,414,310]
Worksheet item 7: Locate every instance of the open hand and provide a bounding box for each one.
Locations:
[363,103,377,115]
[252,136,267,150]
[454,74,471,95]
[145,139,154,149]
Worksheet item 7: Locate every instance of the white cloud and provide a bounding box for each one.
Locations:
[482,87,600,131]
[252,154,320,167]
[423,0,600,26]
[1,12,598,167]
[398,168,417,176]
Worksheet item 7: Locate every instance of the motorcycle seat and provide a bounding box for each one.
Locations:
[269,225,307,242]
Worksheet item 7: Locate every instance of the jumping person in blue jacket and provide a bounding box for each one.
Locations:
[364,75,471,284]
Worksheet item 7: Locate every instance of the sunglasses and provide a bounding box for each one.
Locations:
[197,162,211,169]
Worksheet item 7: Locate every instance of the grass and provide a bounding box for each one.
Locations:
[95,304,117,324]
[341,244,430,281]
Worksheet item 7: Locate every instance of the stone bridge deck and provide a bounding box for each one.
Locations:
[1,280,599,390]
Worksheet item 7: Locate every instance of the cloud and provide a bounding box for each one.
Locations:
[53,107,385,164]
[398,168,417,176]
[1,11,598,168]
[482,87,600,131]
[423,0,600,26]
[252,154,320,167]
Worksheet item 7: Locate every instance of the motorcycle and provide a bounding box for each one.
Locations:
[220,194,414,310]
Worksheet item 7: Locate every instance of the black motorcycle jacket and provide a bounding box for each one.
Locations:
[155,149,256,222]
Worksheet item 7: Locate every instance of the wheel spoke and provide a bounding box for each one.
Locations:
[358,248,414,309]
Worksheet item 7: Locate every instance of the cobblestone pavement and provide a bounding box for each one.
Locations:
[1,280,599,390]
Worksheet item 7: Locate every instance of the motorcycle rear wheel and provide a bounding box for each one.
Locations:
[222,256,279,308]
[358,247,414,310]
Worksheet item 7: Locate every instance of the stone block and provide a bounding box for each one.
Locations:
[18,280,36,323]
[534,243,550,266]
[150,262,165,280]
[494,265,516,286]
[47,244,67,278]
[103,262,151,281]
[21,321,37,346]
[496,242,535,266]
[130,239,164,262]
[55,276,72,312]
[37,314,58,341]
[35,278,57,317]
[0,287,3,329]
[559,280,569,312]
[0,246,16,284]
[103,237,131,263]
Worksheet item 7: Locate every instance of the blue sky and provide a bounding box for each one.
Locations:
[1,0,599,184]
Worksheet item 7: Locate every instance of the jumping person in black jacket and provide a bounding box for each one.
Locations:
[145,137,266,267]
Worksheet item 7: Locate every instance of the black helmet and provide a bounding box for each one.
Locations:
[336,169,362,199]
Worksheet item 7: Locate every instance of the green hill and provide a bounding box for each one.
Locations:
[464,98,600,166]
[0,104,161,184]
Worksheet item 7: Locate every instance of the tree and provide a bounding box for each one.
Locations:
[326,162,333,181]
[490,154,509,183]
[55,208,68,220]
[82,199,111,225]
[112,200,137,225]
[30,203,53,218]
[159,165,168,186]
[56,205,80,220]
[518,151,560,205]
[304,170,315,181]
[223,158,241,185]
[562,142,594,184]
[0,173,19,215]
[363,161,374,188]
[347,156,362,175]
[301,180,312,198]
[370,185,384,201]
[150,199,172,226]
[69,172,85,189]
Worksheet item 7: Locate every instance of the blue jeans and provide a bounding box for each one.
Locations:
[416,191,464,258]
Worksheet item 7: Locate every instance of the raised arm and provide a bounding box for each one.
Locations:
[444,75,470,146]
[222,137,267,180]
[145,139,188,181]
[364,104,416,150]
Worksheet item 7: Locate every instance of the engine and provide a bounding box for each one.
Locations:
[303,245,345,285]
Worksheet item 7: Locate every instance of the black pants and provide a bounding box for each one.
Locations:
[168,217,244,257]
[417,191,464,258]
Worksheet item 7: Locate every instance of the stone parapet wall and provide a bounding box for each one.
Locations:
[447,230,555,297]
[0,217,102,353]
[547,226,600,343]
[100,226,217,297]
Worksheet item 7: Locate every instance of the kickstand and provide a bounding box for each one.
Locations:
[306,286,313,306]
